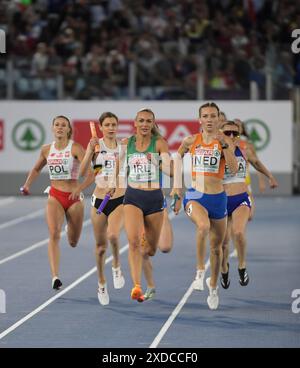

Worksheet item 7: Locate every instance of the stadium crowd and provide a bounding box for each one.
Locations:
[0,0,299,100]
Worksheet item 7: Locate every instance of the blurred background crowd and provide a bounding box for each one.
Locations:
[0,0,299,100]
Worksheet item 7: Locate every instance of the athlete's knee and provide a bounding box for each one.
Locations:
[95,243,107,256]
[232,229,245,243]
[210,243,222,257]
[107,232,119,245]
[129,236,141,251]
[221,241,229,251]
[49,230,61,243]
[196,222,209,236]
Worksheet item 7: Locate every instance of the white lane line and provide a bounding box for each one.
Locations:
[149,259,210,348]
[0,209,176,340]
[0,219,91,266]
[0,197,16,207]
[0,208,177,266]
[0,244,129,341]
[149,249,236,348]
[0,209,44,231]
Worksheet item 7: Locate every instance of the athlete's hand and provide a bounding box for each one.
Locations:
[170,189,182,215]
[106,187,116,197]
[20,185,30,195]
[215,130,230,146]
[69,187,81,200]
[88,137,100,154]
[146,152,160,167]
[269,176,278,189]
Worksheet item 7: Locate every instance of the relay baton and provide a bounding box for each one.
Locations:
[89,121,100,153]
[170,193,180,211]
[96,194,110,215]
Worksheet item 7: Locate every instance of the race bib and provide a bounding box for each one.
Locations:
[128,153,158,182]
[192,146,221,174]
[48,158,71,179]
[224,156,246,179]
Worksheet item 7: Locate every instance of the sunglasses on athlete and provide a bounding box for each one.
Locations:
[223,130,240,137]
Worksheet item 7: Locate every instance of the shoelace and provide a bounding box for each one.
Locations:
[196,271,205,279]
[99,287,106,294]
[113,269,120,278]
[211,288,218,297]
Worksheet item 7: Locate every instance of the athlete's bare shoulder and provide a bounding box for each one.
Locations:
[156,136,169,153]
[247,141,256,152]
[41,143,51,157]
[71,141,83,149]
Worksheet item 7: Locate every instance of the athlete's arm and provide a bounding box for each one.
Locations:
[71,143,95,198]
[217,131,238,175]
[102,137,128,196]
[246,142,266,192]
[177,135,195,158]
[156,138,173,177]
[79,138,99,177]
[171,136,195,209]
[247,147,278,189]
[117,137,128,178]
[257,172,266,193]
[21,144,49,193]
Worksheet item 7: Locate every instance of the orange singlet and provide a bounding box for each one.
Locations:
[189,133,225,181]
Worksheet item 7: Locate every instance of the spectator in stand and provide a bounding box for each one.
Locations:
[1,0,299,100]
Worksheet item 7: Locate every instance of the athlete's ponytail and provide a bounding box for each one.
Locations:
[151,122,162,137]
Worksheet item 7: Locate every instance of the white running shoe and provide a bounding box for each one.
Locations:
[112,267,125,289]
[206,277,219,310]
[97,283,110,306]
[193,269,205,291]
[52,277,62,290]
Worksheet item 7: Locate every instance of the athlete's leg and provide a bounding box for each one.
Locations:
[185,201,210,291]
[221,217,232,273]
[209,217,227,289]
[142,253,155,289]
[107,204,124,269]
[107,204,125,289]
[185,201,210,271]
[65,200,84,247]
[248,189,255,221]
[157,208,173,253]
[142,208,172,290]
[231,205,250,269]
[143,211,164,257]
[124,205,145,289]
[46,196,65,279]
[137,211,163,300]
[91,207,108,285]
